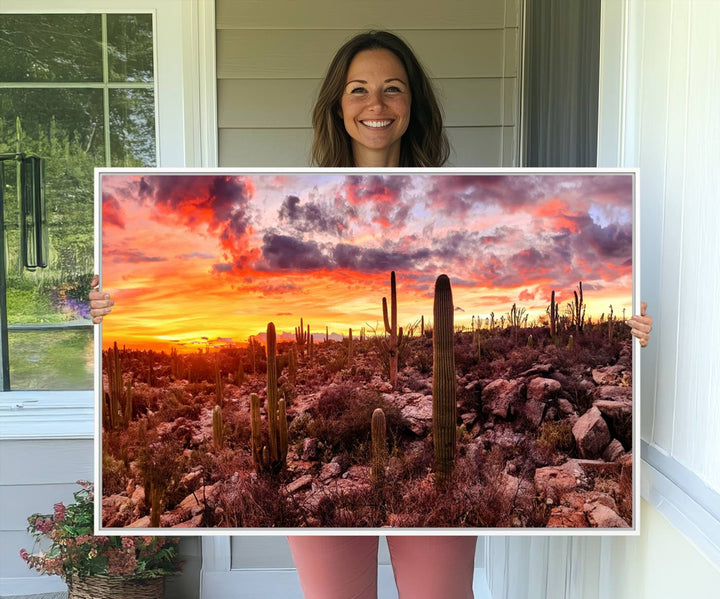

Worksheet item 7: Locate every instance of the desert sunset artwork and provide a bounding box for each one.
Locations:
[98,170,636,532]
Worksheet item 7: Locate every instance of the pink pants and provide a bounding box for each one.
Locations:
[287,536,477,599]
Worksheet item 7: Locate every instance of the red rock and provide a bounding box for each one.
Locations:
[482,379,524,419]
[572,407,611,458]
[547,506,588,527]
[534,466,577,502]
[585,503,629,528]
[527,377,562,402]
[286,475,313,494]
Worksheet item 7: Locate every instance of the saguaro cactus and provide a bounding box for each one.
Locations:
[371,408,387,485]
[348,328,354,365]
[266,323,279,463]
[104,342,134,429]
[249,392,262,468]
[573,281,585,334]
[212,405,224,450]
[295,318,309,355]
[382,271,403,389]
[549,290,559,341]
[432,274,456,483]
[214,359,224,407]
[278,398,288,465]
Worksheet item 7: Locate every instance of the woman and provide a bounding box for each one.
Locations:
[90,30,652,599]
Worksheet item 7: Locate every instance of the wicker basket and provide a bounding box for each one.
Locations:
[67,575,165,599]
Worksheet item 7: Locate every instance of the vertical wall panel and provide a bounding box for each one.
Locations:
[672,0,720,483]
[653,0,689,461]
[634,0,673,448]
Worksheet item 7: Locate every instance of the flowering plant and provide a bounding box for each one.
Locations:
[20,481,181,583]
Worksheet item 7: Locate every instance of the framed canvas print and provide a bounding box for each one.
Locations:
[95,168,639,534]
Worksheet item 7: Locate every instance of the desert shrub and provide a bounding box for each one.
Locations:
[136,437,188,517]
[308,384,405,453]
[102,451,129,495]
[502,346,542,377]
[397,368,431,393]
[453,331,480,375]
[288,412,312,440]
[387,439,433,482]
[404,336,433,375]
[218,472,301,527]
[537,421,575,453]
[226,410,251,448]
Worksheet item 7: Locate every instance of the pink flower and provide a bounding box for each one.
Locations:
[121,537,135,550]
[107,548,137,576]
[53,502,66,521]
[19,548,29,562]
[34,518,53,534]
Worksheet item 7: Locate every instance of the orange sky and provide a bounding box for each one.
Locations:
[100,172,634,351]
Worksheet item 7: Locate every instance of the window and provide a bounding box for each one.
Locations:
[0,12,157,390]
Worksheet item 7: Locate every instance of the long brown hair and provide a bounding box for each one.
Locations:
[311,31,449,167]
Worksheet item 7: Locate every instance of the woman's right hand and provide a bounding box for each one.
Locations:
[89,274,113,324]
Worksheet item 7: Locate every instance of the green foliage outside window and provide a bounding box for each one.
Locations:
[0,13,155,389]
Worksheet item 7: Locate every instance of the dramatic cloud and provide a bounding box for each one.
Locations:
[342,175,414,228]
[102,194,126,229]
[136,175,258,267]
[333,243,431,273]
[278,195,353,236]
[259,234,331,271]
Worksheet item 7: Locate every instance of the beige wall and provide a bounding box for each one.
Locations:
[216,0,521,167]
[605,500,720,599]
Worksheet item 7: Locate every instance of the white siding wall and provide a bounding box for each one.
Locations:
[0,438,93,597]
[216,0,521,167]
[487,0,720,597]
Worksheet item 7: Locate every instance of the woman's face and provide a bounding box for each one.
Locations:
[340,48,411,167]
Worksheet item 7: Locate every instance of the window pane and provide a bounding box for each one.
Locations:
[0,12,157,390]
[9,329,93,390]
[1,88,103,280]
[109,89,157,166]
[0,14,103,82]
[107,14,154,83]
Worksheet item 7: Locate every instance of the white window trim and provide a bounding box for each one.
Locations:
[0,0,217,440]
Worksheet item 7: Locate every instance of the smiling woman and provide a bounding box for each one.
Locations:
[340,48,412,167]
[311,30,449,168]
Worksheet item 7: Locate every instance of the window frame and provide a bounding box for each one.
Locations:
[0,0,217,440]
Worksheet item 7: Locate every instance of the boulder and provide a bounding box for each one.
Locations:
[557,398,576,416]
[592,365,627,386]
[527,377,562,402]
[572,407,611,458]
[286,475,313,494]
[534,466,577,502]
[585,502,629,528]
[301,438,318,461]
[482,379,524,419]
[595,386,632,403]
[593,399,632,420]
[602,439,626,462]
[547,506,589,527]
[400,395,433,435]
[320,461,342,481]
[524,400,546,428]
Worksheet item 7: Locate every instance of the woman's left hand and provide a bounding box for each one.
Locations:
[627,301,652,347]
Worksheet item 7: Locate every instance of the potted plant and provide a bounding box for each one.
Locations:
[20,481,182,599]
